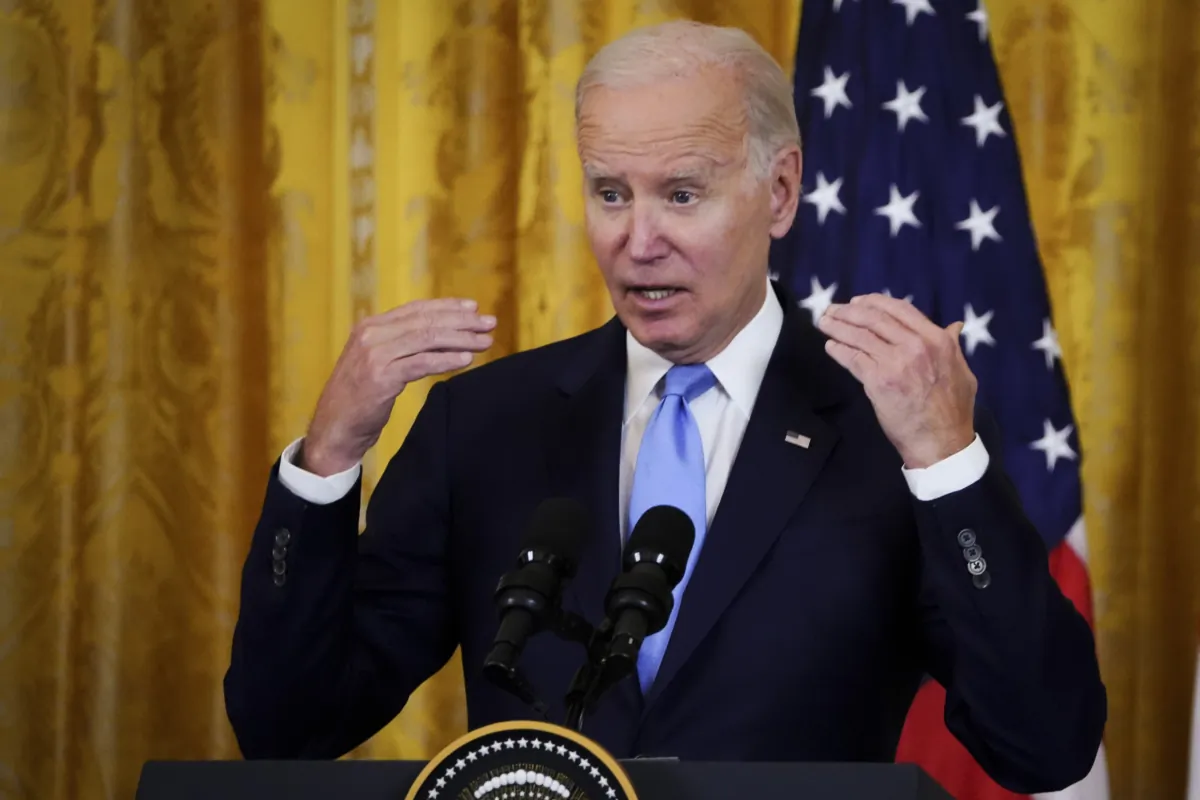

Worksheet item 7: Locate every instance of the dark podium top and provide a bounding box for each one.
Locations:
[137,759,952,799]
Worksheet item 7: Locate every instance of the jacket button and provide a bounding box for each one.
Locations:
[273,573,286,587]
[972,571,991,589]
[967,558,987,576]
[275,528,291,547]
[957,529,976,548]
[273,560,287,576]
[962,545,982,561]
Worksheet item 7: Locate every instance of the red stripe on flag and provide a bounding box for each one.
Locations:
[1047,540,1094,627]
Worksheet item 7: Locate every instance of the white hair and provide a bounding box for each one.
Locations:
[574,20,801,180]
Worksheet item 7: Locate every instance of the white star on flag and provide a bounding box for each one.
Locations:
[803,172,846,223]
[811,67,853,118]
[892,0,935,26]
[967,0,989,42]
[1032,318,1063,369]
[883,80,928,132]
[875,184,922,236]
[1030,419,1077,471]
[800,275,838,323]
[962,95,1006,147]
[956,199,1002,250]
[960,303,996,355]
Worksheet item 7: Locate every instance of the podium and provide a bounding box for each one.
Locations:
[136,758,953,799]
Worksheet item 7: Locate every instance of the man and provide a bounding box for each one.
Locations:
[224,20,1105,794]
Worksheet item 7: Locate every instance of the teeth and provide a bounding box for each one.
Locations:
[638,289,676,300]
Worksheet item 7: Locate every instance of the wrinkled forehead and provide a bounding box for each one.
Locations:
[575,74,750,178]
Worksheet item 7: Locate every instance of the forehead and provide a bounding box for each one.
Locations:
[576,70,748,177]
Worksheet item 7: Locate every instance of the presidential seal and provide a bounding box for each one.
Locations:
[404,721,637,800]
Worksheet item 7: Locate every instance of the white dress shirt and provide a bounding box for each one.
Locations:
[279,284,990,515]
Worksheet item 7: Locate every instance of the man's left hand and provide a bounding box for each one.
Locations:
[817,293,977,469]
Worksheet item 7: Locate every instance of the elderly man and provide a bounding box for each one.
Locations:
[224,20,1105,794]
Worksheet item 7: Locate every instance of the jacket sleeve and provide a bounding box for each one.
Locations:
[914,407,1107,794]
[223,381,458,759]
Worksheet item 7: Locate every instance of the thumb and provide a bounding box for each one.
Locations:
[945,321,965,350]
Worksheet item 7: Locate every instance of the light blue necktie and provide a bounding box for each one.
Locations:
[628,363,717,695]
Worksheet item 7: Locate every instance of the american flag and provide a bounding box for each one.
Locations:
[769,2,1109,798]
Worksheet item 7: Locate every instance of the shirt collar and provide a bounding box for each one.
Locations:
[623,279,784,423]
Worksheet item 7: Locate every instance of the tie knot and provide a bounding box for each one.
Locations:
[662,364,717,403]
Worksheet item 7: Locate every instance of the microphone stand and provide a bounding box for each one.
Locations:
[563,618,646,733]
[486,604,599,722]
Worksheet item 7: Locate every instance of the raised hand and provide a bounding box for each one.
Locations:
[300,298,496,476]
[817,294,977,469]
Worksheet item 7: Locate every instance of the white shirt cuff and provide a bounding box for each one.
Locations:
[277,437,361,505]
[901,434,989,501]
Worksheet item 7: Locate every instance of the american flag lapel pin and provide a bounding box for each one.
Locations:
[784,431,812,449]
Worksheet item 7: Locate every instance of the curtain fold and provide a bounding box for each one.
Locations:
[0,1,1196,798]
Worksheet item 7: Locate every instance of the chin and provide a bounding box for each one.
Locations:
[625,317,698,357]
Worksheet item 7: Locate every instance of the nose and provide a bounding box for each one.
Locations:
[626,202,670,263]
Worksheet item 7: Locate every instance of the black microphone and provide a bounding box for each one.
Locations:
[483,498,590,709]
[601,504,695,677]
[563,504,695,730]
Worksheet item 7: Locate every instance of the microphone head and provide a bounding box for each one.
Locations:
[625,505,695,585]
[518,497,591,575]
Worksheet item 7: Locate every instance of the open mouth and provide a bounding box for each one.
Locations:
[630,287,681,301]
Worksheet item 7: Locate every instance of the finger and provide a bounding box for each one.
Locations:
[389,350,476,384]
[850,293,941,339]
[380,297,481,323]
[823,301,912,347]
[388,303,497,332]
[360,308,497,348]
[824,339,874,385]
[387,327,494,360]
[817,309,891,360]
[395,306,497,335]
[944,321,970,359]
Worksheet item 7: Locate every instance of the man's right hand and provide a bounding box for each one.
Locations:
[299,298,496,476]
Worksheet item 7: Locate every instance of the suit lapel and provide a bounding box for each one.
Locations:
[642,291,848,712]
[544,316,627,645]
[545,316,644,716]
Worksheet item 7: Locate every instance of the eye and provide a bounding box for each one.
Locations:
[599,189,621,204]
[671,190,697,205]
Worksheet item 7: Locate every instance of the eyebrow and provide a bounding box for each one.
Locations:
[582,161,719,183]
[664,165,714,182]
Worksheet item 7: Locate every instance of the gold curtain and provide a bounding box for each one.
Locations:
[0,1,1197,799]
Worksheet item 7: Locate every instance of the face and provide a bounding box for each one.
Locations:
[577,67,802,363]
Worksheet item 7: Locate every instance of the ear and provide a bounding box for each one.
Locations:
[768,145,803,239]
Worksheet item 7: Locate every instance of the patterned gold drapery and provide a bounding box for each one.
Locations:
[0,1,1197,799]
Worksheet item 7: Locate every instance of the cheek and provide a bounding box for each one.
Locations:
[665,211,744,267]
[585,215,622,258]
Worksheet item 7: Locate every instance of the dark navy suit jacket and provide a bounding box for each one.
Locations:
[224,282,1106,794]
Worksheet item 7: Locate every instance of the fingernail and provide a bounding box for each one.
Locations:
[481,314,496,325]
[461,299,477,309]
